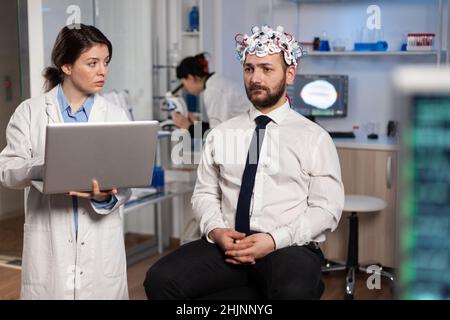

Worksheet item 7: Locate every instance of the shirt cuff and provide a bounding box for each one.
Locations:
[269,227,292,250]
[91,195,118,210]
[269,218,312,250]
[203,220,227,244]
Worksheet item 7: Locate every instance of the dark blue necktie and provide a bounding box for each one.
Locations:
[235,115,272,234]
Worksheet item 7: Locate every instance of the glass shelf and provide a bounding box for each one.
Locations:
[306,50,442,57]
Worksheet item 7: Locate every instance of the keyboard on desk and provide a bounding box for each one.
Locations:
[328,131,356,139]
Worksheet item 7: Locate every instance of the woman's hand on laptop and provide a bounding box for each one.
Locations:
[68,179,117,202]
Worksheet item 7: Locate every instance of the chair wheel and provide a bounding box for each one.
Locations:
[344,293,354,300]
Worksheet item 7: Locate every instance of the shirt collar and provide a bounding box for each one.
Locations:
[249,99,291,126]
[57,84,94,117]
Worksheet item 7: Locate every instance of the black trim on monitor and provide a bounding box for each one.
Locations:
[288,74,349,118]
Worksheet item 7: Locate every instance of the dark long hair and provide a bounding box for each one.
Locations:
[43,24,112,92]
[176,53,211,79]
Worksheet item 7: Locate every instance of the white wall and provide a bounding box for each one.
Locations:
[28,0,45,97]
[95,0,153,121]
[42,0,95,68]
[202,0,222,73]
[215,0,448,133]
[216,0,275,92]
[40,0,153,120]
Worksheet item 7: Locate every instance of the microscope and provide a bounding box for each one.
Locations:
[159,84,188,129]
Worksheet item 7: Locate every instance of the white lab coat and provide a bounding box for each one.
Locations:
[203,74,252,128]
[0,86,132,300]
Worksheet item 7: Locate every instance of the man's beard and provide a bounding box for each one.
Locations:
[245,77,286,109]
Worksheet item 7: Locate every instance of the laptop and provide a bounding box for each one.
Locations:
[31,121,159,194]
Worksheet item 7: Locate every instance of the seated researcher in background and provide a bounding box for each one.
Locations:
[144,25,344,300]
[172,53,252,137]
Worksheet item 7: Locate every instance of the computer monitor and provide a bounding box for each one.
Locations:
[287,74,348,119]
[394,66,450,300]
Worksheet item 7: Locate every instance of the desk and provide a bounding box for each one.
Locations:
[333,135,398,151]
[123,182,195,265]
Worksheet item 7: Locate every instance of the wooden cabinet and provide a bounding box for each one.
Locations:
[320,147,398,267]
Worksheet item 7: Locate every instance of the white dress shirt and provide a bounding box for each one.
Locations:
[203,73,252,128]
[191,100,345,249]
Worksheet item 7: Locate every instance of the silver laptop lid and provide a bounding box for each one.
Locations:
[42,121,159,194]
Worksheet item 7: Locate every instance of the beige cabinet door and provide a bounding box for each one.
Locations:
[320,148,398,267]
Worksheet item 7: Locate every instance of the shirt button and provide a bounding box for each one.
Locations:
[80,272,83,275]
[81,242,85,246]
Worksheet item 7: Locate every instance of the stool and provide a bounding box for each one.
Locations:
[322,195,395,300]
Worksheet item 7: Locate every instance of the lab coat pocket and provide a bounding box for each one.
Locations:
[102,222,126,278]
[22,224,52,285]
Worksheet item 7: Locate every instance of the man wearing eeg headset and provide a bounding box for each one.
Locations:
[145,25,344,300]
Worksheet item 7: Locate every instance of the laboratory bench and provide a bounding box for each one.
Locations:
[333,135,399,151]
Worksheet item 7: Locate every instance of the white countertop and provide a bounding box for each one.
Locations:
[333,134,399,151]
[160,130,398,151]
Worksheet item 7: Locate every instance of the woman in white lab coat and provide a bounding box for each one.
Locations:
[172,53,251,136]
[0,24,131,300]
